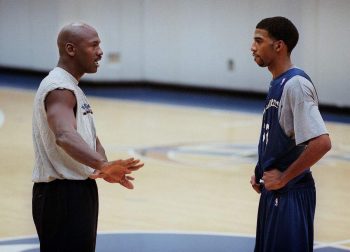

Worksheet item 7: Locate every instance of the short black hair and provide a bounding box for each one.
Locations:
[256,16,299,53]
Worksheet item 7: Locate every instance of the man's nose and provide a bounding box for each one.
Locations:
[250,42,256,52]
[98,48,103,56]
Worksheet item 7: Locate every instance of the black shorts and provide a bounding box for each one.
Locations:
[32,179,99,252]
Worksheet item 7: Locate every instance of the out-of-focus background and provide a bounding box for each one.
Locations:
[1,0,349,108]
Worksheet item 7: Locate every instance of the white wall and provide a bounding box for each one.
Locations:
[0,0,349,107]
[0,1,59,70]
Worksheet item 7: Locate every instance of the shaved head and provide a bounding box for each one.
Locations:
[56,22,102,80]
[57,22,97,56]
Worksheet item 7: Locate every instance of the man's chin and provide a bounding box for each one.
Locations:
[86,68,98,74]
[254,57,267,67]
[256,61,267,67]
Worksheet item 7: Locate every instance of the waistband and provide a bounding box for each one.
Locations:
[261,171,314,194]
[34,178,95,185]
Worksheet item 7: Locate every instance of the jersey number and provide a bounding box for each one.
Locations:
[262,123,270,148]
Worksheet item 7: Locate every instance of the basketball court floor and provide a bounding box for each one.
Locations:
[0,72,349,251]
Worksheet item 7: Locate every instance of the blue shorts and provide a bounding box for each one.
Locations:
[254,175,316,252]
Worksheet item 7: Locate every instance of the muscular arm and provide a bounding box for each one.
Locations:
[262,134,331,190]
[46,89,144,188]
[45,89,107,170]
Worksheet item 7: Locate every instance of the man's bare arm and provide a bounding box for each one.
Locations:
[45,89,144,186]
[262,134,331,191]
[46,89,107,169]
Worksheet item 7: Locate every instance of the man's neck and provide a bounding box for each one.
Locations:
[268,57,293,79]
[57,61,83,82]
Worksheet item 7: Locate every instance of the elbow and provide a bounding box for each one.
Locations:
[321,134,332,154]
[55,131,70,147]
[309,134,332,155]
[325,139,332,153]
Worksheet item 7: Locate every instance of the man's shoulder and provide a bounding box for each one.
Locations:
[284,75,314,95]
[37,68,76,93]
[281,74,318,106]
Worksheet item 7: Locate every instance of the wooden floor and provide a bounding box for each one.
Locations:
[0,87,349,249]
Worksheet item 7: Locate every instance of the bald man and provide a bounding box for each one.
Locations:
[32,23,144,251]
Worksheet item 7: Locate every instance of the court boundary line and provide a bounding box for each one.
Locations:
[0,230,255,242]
[0,231,349,251]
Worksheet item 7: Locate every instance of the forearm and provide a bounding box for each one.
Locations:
[96,137,107,161]
[281,134,331,184]
[55,131,107,170]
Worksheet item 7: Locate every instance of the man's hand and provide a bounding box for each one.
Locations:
[90,158,144,189]
[250,175,261,194]
[118,175,135,189]
[262,169,287,191]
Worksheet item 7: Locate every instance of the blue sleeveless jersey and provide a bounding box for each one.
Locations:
[255,68,312,190]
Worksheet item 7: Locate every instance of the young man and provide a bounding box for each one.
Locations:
[250,17,331,252]
[32,23,144,251]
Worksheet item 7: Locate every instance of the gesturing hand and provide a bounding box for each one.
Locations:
[91,158,144,189]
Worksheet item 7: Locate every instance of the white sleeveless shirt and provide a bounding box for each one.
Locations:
[32,67,96,182]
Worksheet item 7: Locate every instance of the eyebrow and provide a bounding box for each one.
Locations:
[87,38,101,44]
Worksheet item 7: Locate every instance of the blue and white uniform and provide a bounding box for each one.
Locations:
[254,68,328,252]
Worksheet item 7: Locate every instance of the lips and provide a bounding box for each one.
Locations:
[94,58,101,67]
[252,54,260,61]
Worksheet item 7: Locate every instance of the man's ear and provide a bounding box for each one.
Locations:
[274,40,285,52]
[65,43,76,56]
